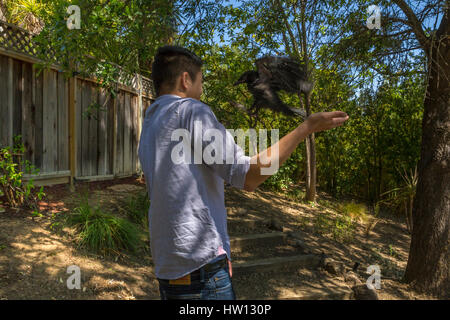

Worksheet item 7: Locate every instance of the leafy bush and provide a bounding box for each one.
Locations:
[0,136,45,215]
[65,198,140,255]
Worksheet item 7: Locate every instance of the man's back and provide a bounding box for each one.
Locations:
[138,94,251,280]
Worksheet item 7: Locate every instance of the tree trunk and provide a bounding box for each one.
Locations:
[303,91,316,202]
[403,28,450,298]
[305,134,316,202]
[305,133,311,194]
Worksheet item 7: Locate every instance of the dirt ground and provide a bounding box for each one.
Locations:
[0,176,440,300]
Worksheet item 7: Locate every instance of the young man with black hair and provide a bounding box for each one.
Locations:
[138,45,349,300]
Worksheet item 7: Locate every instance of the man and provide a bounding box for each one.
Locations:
[138,45,349,300]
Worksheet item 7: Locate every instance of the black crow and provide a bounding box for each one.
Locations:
[255,56,314,94]
[234,56,313,118]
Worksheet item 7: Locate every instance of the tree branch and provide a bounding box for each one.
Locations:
[392,0,431,52]
[273,0,301,58]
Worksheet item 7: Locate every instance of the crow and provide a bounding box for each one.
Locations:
[234,56,313,118]
[255,56,314,94]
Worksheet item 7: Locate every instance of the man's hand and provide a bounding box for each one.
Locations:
[305,111,349,134]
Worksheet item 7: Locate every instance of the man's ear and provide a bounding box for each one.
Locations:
[180,71,191,90]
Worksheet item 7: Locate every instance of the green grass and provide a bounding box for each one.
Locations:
[313,212,332,234]
[121,190,150,229]
[332,214,355,243]
[65,198,141,255]
[285,188,305,202]
[339,201,371,224]
[313,210,356,244]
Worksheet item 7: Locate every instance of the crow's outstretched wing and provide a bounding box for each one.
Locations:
[233,56,309,119]
[255,56,313,94]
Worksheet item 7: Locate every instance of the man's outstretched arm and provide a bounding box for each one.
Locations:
[243,111,349,192]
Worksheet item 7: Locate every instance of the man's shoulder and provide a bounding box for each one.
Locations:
[178,98,214,118]
[178,97,210,109]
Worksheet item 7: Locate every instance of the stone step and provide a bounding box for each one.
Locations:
[232,254,322,276]
[233,268,353,300]
[227,218,270,235]
[235,283,352,300]
[230,232,287,251]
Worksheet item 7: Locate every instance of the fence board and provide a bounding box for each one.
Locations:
[76,78,83,177]
[131,95,137,173]
[115,91,124,175]
[81,80,91,176]
[0,55,12,147]
[42,70,58,172]
[34,67,43,169]
[108,93,115,175]
[12,59,22,142]
[123,92,132,174]
[88,84,98,176]
[57,72,69,171]
[98,87,108,175]
[21,62,34,163]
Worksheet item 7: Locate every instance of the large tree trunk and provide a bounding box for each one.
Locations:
[403,22,450,298]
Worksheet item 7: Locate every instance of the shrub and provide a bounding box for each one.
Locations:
[378,166,418,234]
[0,136,45,216]
[66,198,140,255]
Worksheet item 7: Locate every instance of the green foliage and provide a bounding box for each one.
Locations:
[31,0,177,85]
[339,201,370,224]
[315,74,424,204]
[286,187,305,202]
[65,197,141,255]
[313,207,357,244]
[2,0,45,33]
[313,212,331,234]
[378,166,418,233]
[0,135,46,215]
[332,214,355,243]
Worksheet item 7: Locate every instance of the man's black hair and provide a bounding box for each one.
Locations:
[151,45,203,96]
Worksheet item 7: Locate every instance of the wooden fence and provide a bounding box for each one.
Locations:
[0,21,155,186]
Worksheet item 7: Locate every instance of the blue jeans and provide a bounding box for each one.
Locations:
[157,257,236,300]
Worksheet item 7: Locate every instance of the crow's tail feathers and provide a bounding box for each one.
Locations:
[288,107,307,119]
